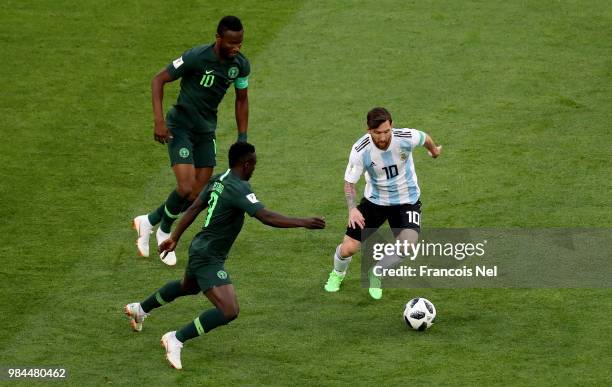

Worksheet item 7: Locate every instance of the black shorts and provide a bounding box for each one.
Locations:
[166,128,216,168]
[166,106,217,168]
[185,259,232,292]
[345,198,422,242]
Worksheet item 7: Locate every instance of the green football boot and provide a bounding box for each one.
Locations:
[324,271,345,292]
[368,269,383,300]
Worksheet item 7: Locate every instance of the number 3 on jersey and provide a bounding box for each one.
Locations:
[204,192,219,227]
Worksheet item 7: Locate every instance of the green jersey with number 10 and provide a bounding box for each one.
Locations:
[166,43,250,134]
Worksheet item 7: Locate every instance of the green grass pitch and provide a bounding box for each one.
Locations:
[1,0,611,384]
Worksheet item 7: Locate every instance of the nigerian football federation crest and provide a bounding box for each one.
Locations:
[228,66,239,79]
[217,270,228,279]
[179,148,190,158]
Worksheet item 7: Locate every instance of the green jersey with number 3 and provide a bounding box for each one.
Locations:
[166,43,250,134]
[189,169,264,263]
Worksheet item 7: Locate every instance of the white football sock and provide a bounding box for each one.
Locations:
[333,245,352,275]
[376,254,405,271]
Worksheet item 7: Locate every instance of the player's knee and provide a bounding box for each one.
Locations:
[339,244,352,257]
[221,303,239,322]
[187,192,198,202]
[180,280,200,295]
[186,186,201,202]
[189,288,201,295]
[340,239,360,257]
[176,182,194,198]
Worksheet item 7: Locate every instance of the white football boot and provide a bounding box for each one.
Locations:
[124,303,148,332]
[161,331,183,370]
[132,215,153,257]
[156,228,177,266]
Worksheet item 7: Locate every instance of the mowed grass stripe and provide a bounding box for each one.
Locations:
[0,0,305,372]
[1,0,611,384]
[217,1,612,384]
[201,1,611,384]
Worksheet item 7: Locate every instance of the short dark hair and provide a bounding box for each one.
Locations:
[217,16,243,36]
[366,107,392,129]
[229,142,255,167]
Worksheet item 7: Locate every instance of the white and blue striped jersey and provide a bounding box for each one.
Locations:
[344,128,426,206]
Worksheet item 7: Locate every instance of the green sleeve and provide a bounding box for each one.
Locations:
[239,57,250,78]
[233,183,264,216]
[235,57,250,89]
[166,47,198,79]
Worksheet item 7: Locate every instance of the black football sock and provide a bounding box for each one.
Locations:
[140,280,195,313]
[147,204,164,226]
[159,190,187,233]
[175,308,230,342]
[180,199,194,213]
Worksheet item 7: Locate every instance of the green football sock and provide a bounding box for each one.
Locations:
[175,308,229,342]
[181,199,194,213]
[147,204,164,226]
[159,190,186,233]
[140,280,194,313]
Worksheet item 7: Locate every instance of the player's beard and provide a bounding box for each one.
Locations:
[221,46,238,59]
[373,139,390,150]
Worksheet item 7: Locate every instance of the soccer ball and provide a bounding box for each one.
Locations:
[403,297,436,331]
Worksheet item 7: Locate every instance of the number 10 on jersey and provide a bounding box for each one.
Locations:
[406,211,420,226]
[382,165,399,179]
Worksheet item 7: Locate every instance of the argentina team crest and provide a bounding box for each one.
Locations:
[228,66,239,79]
[400,152,408,161]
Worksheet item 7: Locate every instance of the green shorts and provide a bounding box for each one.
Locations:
[166,107,217,168]
[167,128,217,168]
[185,259,232,292]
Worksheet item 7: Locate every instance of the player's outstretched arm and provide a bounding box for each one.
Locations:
[159,196,208,255]
[423,134,442,158]
[235,88,249,142]
[152,67,176,144]
[254,208,325,229]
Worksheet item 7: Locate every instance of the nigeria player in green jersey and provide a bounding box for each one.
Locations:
[125,142,325,370]
[133,16,251,266]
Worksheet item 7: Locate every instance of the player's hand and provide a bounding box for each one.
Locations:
[154,120,173,144]
[304,217,326,229]
[427,145,442,158]
[158,238,177,258]
[348,208,365,229]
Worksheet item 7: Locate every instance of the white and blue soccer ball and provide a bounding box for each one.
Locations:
[403,297,436,331]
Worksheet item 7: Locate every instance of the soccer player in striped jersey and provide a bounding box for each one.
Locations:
[324,107,442,299]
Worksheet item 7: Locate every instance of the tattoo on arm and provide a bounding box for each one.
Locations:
[344,181,357,210]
